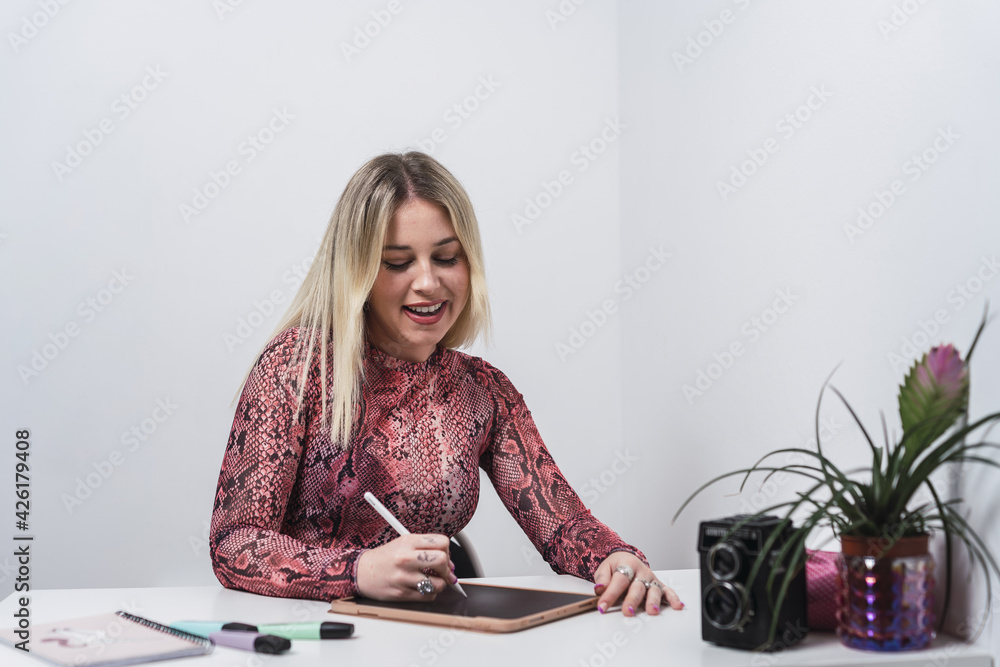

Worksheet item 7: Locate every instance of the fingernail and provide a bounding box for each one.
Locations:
[627,606,634,615]
[679,602,685,609]
[594,584,605,593]
[452,575,459,584]
[598,603,606,614]
[652,605,660,613]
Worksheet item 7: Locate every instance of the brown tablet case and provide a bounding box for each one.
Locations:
[328,581,598,633]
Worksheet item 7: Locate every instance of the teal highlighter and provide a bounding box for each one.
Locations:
[172,620,354,640]
[257,622,354,639]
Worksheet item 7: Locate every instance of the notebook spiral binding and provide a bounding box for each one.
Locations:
[114,611,213,647]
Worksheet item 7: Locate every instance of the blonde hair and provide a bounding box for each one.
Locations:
[258,152,491,446]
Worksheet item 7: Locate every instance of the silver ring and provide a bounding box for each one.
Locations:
[615,565,635,582]
[640,579,664,591]
[417,578,434,595]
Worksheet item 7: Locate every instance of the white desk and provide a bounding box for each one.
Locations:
[1,570,993,666]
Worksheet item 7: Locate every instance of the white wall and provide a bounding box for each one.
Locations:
[2,0,998,654]
[618,0,1000,653]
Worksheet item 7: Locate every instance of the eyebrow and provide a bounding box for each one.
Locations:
[382,237,460,251]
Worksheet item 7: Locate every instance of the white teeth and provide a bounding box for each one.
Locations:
[406,302,444,314]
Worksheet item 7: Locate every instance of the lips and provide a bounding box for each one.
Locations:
[403,302,444,315]
[402,300,447,325]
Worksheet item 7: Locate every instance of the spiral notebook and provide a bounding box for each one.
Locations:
[0,611,213,667]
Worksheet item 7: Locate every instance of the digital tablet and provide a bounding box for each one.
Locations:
[328,582,598,633]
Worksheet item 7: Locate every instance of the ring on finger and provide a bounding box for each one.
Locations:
[416,578,434,595]
[637,578,664,591]
[615,564,635,582]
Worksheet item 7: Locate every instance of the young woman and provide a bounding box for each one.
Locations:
[209,152,682,616]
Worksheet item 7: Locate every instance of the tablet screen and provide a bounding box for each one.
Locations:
[353,583,594,620]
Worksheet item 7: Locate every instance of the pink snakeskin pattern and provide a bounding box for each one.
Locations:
[210,328,644,600]
[806,548,839,630]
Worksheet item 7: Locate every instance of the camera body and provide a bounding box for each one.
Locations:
[698,515,808,651]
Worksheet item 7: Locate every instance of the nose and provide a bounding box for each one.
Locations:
[412,258,441,294]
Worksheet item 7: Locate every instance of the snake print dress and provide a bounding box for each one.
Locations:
[210,328,645,600]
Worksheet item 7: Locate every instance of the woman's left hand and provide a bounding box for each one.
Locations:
[593,553,684,616]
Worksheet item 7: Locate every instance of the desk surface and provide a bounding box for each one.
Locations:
[1,570,993,667]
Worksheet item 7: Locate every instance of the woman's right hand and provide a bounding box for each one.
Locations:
[355,533,457,600]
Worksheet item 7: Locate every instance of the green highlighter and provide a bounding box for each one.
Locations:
[172,620,354,639]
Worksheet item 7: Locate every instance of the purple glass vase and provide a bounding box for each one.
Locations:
[836,534,935,651]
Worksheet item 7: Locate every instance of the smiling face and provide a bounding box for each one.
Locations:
[365,197,470,362]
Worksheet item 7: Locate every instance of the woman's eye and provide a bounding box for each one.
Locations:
[382,257,459,270]
[383,260,410,271]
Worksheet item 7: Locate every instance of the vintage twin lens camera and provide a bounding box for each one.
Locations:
[698,515,808,651]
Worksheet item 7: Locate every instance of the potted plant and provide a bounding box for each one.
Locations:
[674,307,1000,651]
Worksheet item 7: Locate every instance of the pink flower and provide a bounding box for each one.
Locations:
[914,345,967,403]
[899,344,969,457]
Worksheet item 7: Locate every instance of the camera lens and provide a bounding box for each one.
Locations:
[707,542,741,580]
[703,581,747,631]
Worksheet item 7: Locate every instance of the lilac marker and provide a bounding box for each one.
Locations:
[209,630,291,654]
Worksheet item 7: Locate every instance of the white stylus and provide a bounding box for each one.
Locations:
[364,491,468,598]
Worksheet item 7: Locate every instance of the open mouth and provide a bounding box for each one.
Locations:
[401,301,448,325]
[403,302,445,315]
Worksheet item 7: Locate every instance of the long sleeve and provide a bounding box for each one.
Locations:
[211,332,646,601]
[478,367,646,581]
[209,329,362,600]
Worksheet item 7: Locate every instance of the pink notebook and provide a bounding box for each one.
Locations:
[0,611,212,666]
